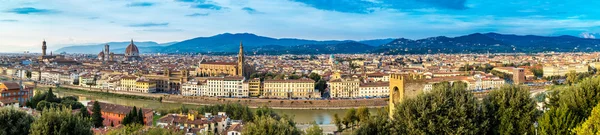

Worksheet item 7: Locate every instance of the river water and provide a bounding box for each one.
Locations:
[45,89,380,124]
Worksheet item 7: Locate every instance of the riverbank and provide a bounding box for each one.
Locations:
[41,84,388,109]
[36,86,379,124]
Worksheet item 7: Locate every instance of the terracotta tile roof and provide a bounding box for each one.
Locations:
[87,101,152,115]
[359,82,389,87]
[0,82,20,90]
[202,62,237,65]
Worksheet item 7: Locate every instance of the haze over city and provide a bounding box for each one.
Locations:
[4,1,600,135]
[1,0,600,52]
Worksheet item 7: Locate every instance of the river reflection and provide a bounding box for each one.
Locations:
[46,89,380,124]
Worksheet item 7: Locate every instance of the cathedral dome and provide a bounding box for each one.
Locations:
[98,51,104,56]
[125,39,139,56]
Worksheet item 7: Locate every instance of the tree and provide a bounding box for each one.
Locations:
[26,70,32,79]
[288,74,301,79]
[333,113,343,132]
[355,107,370,124]
[573,102,600,134]
[392,81,487,134]
[315,80,327,96]
[131,106,138,124]
[556,76,600,120]
[353,108,391,135]
[106,124,143,135]
[530,68,543,78]
[242,115,302,135]
[538,106,582,135]
[482,85,538,134]
[565,70,580,85]
[344,108,357,130]
[79,108,90,118]
[305,122,323,135]
[122,106,144,125]
[30,107,92,135]
[308,73,321,82]
[0,107,34,135]
[91,101,104,128]
[137,109,144,125]
[45,88,57,102]
[144,127,185,135]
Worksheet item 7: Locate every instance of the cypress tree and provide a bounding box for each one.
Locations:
[137,109,144,125]
[131,106,138,124]
[91,101,104,128]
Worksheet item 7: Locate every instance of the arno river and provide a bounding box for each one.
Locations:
[42,88,380,124]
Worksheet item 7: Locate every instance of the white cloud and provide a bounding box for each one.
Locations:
[0,0,599,53]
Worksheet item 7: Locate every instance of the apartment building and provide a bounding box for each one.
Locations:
[263,78,315,99]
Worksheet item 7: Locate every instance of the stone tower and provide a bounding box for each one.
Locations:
[104,44,110,58]
[388,74,425,119]
[42,40,47,56]
[388,74,405,119]
[237,42,245,76]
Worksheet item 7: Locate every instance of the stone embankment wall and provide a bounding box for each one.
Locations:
[164,95,388,109]
[44,84,388,109]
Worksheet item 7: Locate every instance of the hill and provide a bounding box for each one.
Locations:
[55,41,176,54]
[54,33,600,55]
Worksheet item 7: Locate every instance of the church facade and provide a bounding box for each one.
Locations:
[197,42,252,78]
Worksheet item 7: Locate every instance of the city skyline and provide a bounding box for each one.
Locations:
[1,0,600,52]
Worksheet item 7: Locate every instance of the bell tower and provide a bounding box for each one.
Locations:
[237,41,245,76]
[42,40,47,56]
[105,44,110,57]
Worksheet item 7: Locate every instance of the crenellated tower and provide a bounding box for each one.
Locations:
[42,40,47,56]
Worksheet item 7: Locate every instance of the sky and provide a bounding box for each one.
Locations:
[1,0,599,53]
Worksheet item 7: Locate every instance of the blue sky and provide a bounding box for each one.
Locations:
[0,0,599,52]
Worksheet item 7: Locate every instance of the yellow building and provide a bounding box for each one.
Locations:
[248,78,263,97]
[120,76,137,91]
[263,78,315,99]
[198,62,238,76]
[543,64,589,77]
[135,80,156,93]
[144,68,189,92]
[328,78,360,98]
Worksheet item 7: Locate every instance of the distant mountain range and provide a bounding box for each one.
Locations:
[55,41,177,54]
[55,33,600,55]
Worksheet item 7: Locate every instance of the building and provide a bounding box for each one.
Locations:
[248,78,262,97]
[358,82,389,97]
[98,40,142,62]
[328,78,360,98]
[119,76,138,92]
[0,82,33,106]
[513,68,525,84]
[263,78,315,99]
[197,42,252,78]
[124,40,142,61]
[38,40,62,61]
[86,101,153,126]
[543,64,589,77]
[204,76,247,97]
[156,111,230,135]
[365,72,390,82]
[182,80,205,96]
[135,79,157,93]
[145,68,190,92]
[225,121,243,135]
